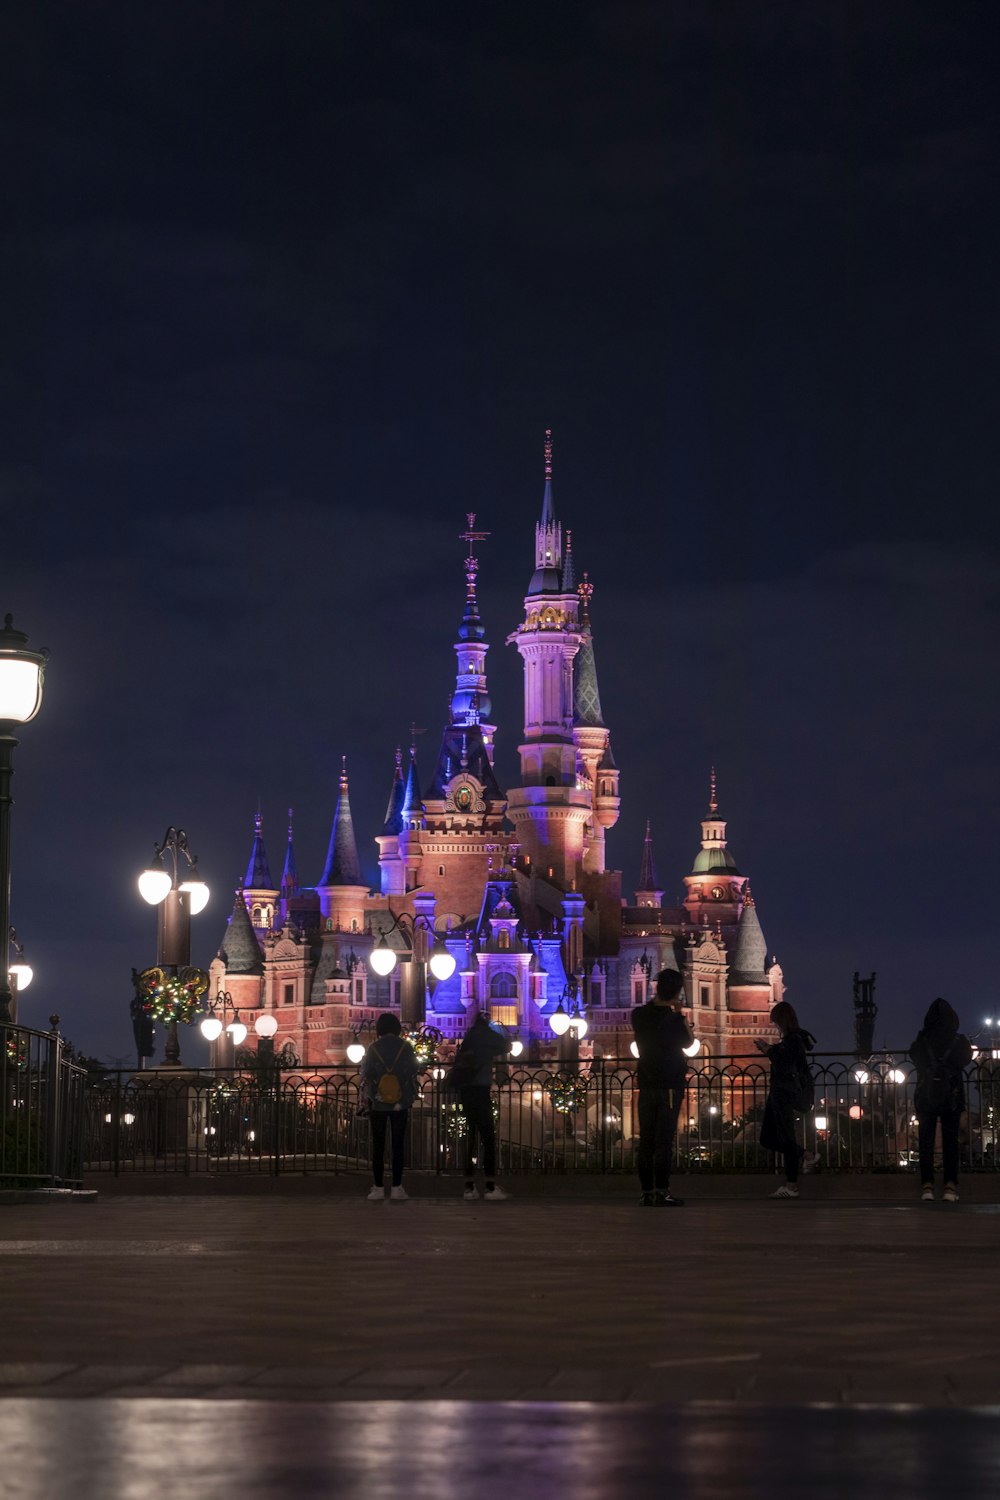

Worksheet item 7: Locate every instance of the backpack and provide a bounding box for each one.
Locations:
[914,1038,962,1114]
[371,1042,404,1106]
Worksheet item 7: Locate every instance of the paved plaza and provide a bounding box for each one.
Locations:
[1,1174,999,1496]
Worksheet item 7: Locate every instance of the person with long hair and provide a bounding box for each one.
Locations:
[909,997,972,1203]
[360,1012,420,1201]
[756,1000,816,1199]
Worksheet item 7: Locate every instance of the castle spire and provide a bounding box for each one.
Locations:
[573,572,604,728]
[243,805,273,889]
[451,514,494,743]
[382,746,405,835]
[709,766,718,816]
[561,528,576,592]
[320,756,363,885]
[638,820,658,891]
[280,807,297,898]
[220,887,263,975]
[529,427,563,594]
[401,741,424,825]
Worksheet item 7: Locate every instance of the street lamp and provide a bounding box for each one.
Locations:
[7,929,33,1021]
[0,614,48,1025]
[137,826,210,1065]
[367,911,459,1027]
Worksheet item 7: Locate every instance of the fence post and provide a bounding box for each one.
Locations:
[45,1019,63,1185]
[272,1059,281,1176]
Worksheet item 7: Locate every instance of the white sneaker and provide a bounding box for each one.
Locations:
[367,1185,386,1201]
[770,1184,799,1199]
[921,1185,935,1202]
[390,1185,409,1201]
[942,1185,959,1203]
[463,1186,480,1201]
[483,1186,509,1201]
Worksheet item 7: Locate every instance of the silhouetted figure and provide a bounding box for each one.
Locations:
[909,997,972,1203]
[361,1013,420,1201]
[757,1001,816,1199]
[631,968,693,1206]
[455,1011,511,1201]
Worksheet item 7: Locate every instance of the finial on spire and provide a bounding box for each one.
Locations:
[287,807,294,837]
[460,512,490,615]
[709,766,718,816]
[340,755,349,790]
[742,880,754,907]
[254,804,262,834]
[544,428,553,481]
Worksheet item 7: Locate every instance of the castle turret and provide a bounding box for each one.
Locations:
[506,430,591,886]
[635,821,664,908]
[317,758,370,933]
[572,571,620,873]
[242,808,280,933]
[682,769,745,925]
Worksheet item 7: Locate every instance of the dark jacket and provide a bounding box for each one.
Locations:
[767,1028,816,1103]
[909,998,972,1111]
[631,1002,693,1090]
[361,1034,420,1112]
[455,1017,511,1088]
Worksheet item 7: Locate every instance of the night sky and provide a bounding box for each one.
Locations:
[3,2,997,1063]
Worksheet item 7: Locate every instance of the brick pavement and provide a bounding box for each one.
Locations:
[1,1175,998,1407]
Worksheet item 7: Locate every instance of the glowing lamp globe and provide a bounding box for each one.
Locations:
[9,961,32,991]
[510,1040,524,1058]
[226,1020,248,1046]
[346,1042,366,1065]
[629,1039,639,1059]
[682,1037,702,1058]
[814,1115,829,1131]
[887,1068,905,1085]
[570,1015,588,1039]
[0,615,47,725]
[849,1105,863,1121]
[369,938,397,977]
[550,1006,571,1036]
[200,1016,223,1041]
[138,864,172,905]
[254,1013,278,1039]
[179,875,210,915]
[429,942,457,982]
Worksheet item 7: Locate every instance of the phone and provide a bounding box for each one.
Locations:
[754,1038,769,1053]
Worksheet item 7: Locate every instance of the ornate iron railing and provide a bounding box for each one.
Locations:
[0,1023,88,1188]
[80,1053,1000,1177]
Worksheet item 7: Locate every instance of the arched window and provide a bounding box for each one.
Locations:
[252,905,261,925]
[490,972,517,1000]
[438,865,446,876]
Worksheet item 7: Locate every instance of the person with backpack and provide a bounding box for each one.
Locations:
[909,997,973,1203]
[453,1011,512,1201]
[757,1000,816,1199]
[361,1012,420,1201]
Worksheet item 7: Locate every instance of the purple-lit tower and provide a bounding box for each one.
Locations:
[506,431,619,888]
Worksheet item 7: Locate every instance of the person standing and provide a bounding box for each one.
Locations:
[361,1012,420,1201]
[631,968,693,1207]
[757,1001,816,1199]
[455,1011,511,1201]
[909,997,972,1203]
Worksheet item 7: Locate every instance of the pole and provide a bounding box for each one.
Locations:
[158,885,191,1067]
[0,733,17,1024]
[400,958,427,1028]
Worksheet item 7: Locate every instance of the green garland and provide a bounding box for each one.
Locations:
[4,1034,27,1070]
[138,965,208,1025]
[544,1074,589,1115]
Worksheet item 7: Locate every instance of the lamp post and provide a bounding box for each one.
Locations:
[0,614,48,1026]
[368,912,458,1028]
[137,827,209,1066]
[550,978,588,1068]
[7,928,33,1024]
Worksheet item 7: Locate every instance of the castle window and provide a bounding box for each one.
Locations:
[252,906,261,925]
[351,918,358,932]
[326,918,333,932]
[438,865,446,876]
[498,929,510,950]
[283,983,295,1006]
[700,986,709,1006]
[490,972,517,1000]
[491,1004,517,1027]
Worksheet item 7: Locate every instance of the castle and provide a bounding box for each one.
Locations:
[209,434,784,1064]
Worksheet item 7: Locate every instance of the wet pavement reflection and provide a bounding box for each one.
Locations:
[1,1398,998,1500]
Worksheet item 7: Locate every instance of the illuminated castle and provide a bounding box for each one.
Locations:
[210,434,784,1064]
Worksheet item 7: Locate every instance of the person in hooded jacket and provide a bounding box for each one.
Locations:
[360,1012,421,1201]
[455,1011,512,1201]
[909,997,972,1203]
[631,967,693,1206]
[757,1000,816,1199]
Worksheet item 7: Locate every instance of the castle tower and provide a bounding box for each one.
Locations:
[506,430,591,886]
[451,513,497,765]
[682,769,746,926]
[279,808,297,911]
[395,743,425,894]
[242,808,280,933]
[572,570,620,873]
[634,821,664,908]
[726,882,778,1054]
[376,746,407,896]
[317,758,370,933]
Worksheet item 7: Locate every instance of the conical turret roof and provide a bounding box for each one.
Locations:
[320,758,363,886]
[637,821,659,893]
[731,886,768,982]
[243,808,273,889]
[280,808,297,897]
[382,747,406,835]
[573,572,605,727]
[221,889,264,975]
[401,745,423,823]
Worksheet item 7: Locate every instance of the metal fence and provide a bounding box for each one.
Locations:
[80,1053,1000,1177]
[1,1024,89,1189]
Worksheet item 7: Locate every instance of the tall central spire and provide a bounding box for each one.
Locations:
[529,427,563,594]
[451,513,495,760]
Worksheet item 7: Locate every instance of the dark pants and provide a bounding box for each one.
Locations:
[761,1097,804,1183]
[371,1109,408,1187]
[459,1085,496,1181]
[637,1087,684,1193]
[918,1107,961,1185]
